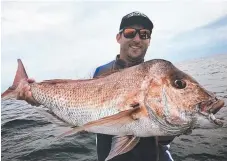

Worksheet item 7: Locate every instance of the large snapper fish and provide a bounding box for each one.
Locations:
[1,59,225,160]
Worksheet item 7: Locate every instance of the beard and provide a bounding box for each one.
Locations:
[120,42,148,63]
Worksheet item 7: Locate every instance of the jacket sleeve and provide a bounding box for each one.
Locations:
[93,67,101,78]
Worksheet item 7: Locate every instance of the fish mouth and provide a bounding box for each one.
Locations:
[197,98,225,126]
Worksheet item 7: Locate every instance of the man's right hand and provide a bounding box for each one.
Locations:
[17,78,40,106]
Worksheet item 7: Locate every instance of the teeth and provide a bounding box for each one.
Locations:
[131,46,140,49]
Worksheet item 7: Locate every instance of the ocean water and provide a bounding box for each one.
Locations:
[1,54,227,161]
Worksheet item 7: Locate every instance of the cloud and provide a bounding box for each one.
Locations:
[1,1,227,91]
[148,14,227,62]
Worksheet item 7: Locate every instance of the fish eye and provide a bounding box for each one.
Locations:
[174,80,186,89]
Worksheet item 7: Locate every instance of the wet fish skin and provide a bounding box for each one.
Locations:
[2,59,225,161]
[1,59,224,136]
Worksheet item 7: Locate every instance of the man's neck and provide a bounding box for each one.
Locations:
[116,54,144,68]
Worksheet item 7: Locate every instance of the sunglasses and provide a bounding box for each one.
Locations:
[119,28,151,40]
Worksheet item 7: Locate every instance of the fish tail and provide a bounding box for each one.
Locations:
[1,59,28,99]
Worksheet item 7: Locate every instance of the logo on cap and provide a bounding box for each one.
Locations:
[120,11,153,31]
[124,11,147,19]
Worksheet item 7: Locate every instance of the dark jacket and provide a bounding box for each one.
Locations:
[93,55,173,161]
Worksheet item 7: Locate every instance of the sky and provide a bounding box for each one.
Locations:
[1,1,227,92]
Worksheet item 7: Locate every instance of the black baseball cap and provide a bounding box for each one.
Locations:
[119,11,154,31]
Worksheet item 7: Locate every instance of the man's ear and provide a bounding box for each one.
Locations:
[116,33,121,43]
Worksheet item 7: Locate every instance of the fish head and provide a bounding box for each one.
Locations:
[143,59,225,134]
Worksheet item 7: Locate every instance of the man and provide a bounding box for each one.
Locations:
[18,11,174,161]
[93,11,174,161]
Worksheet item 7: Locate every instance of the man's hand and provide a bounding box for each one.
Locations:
[17,78,40,106]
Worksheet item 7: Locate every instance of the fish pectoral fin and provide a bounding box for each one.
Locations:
[105,136,140,161]
[83,107,140,129]
[56,107,140,139]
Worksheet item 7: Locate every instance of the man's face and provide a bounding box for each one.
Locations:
[117,24,151,61]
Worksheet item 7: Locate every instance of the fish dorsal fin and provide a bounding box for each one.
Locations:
[105,136,140,161]
[41,79,77,84]
[40,78,96,85]
[57,107,140,139]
